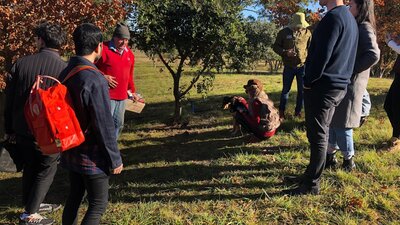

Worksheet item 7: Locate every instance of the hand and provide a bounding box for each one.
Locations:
[385,33,392,44]
[286,49,297,57]
[112,164,123,174]
[104,75,118,88]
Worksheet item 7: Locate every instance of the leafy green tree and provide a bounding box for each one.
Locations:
[131,0,246,121]
[227,19,279,73]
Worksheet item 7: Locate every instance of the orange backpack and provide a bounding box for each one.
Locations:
[24,66,97,155]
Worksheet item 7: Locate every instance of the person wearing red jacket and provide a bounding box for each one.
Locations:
[96,22,138,139]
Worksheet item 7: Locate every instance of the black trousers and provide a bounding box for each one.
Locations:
[62,171,109,225]
[384,74,400,138]
[16,135,59,214]
[303,86,347,188]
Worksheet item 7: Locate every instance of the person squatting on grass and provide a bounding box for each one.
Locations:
[232,79,281,143]
[382,33,400,152]
[327,0,380,171]
[272,12,312,120]
[95,22,137,140]
[5,22,67,225]
[286,0,359,195]
[58,23,123,225]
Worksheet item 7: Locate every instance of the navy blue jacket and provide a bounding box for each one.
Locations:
[58,56,122,175]
[304,5,359,89]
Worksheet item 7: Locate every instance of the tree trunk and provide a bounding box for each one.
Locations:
[173,74,182,122]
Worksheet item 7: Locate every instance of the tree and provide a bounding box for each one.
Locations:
[227,18,279,73]
[131,0,245,121]
[0,0,133,90]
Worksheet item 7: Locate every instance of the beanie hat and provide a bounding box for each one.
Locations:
[113,22,130,39]
[289,12,309,29]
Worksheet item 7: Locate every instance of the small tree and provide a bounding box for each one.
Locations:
[131,0,245,121]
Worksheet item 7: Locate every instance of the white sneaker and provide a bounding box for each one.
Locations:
[38,203,62,214]
[19,213,54,225]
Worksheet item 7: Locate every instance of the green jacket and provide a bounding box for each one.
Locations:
[272,27,312,68]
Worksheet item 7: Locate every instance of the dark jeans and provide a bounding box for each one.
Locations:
[16,135,58,214]
[303,86,347,188]
[279,66,305,114]
[384,74,400,138]
[62,171,109,225]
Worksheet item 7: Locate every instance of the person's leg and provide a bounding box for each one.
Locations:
[81,173,109,225]
[110,100,126,139]
[388,76,400,138]
[17,136,59,214]
[62,171,86,225]
[303,87,347,189]
[294,66,305,115]
[279,66,296,117]
[334,128,354,160]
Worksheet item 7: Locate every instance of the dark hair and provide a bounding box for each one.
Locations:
[354,0,376,30]
[34,22,66,49]
[72,23,103,56]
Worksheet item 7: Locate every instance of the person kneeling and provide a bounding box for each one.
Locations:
[233,79,280,142]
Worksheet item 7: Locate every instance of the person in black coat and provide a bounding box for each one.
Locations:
[5,22,67,224]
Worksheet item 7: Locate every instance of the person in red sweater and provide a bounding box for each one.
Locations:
[96,22,138,139]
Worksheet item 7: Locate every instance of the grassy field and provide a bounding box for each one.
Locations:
[1,52,399,224]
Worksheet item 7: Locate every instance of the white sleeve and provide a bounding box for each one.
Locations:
[388,40,400,54]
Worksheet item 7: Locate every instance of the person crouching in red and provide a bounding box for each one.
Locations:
[234,79,281,142]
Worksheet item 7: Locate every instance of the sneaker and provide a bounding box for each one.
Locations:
[325,153,338,169]
[282,183,320,196]
[342,157,356,172]
[19,213,54,225]
[38,203,62,214]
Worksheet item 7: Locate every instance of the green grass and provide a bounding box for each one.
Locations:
[1,52,399,224]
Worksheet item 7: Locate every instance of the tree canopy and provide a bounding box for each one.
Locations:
[0,0,133,89]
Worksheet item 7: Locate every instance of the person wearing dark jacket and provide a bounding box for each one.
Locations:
[327,0,380,171]
[286,0,359,195]
[5,22,66,225]
[58,23,123,225]
[272,12,312,119]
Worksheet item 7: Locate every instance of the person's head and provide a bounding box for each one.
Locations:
[33,22,66,50]
[319,0,345,9]
[72,23,103,59]
[112,22,130,51]
[348,0,376,29]
[289,12,309,30]
[243,79,263,97]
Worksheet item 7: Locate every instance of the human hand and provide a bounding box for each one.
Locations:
[286,49,297,57]
[104,75,118,88]
[112,164,123,174]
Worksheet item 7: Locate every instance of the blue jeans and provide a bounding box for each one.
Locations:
[110,100,126,139]
[279,66,305,114]
[328,127,354,160]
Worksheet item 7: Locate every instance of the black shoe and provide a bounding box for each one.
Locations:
[342,157,356,172]
[325,153,338,169]
[283,175,303,184]
[282,184,320,196]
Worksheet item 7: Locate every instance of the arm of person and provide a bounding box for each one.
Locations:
[86,75,123,172]
[272,29,286,57]
[304,15,340,88]
[353,23,380,74]
[128,52,136,97]
[4,65,17,135]
[388,40,400,54]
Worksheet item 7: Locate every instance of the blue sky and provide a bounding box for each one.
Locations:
[243,2,321,19]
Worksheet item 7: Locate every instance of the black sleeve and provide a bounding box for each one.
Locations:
[4,64,17,134]
[272,29,286,57]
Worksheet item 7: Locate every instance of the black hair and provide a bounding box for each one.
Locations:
[34,22,66,49]
[72,23,103,56]
[354,0,376,30]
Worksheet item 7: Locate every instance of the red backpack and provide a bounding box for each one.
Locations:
[24,66,97,155]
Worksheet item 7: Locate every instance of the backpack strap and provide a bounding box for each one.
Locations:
[62,65,102,83]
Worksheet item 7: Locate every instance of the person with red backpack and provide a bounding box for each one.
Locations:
[58,23,123,225]
[4,22,66,225]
